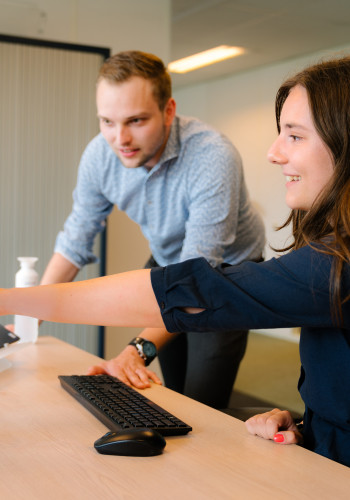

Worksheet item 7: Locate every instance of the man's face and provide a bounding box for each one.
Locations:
[96,76,175,169]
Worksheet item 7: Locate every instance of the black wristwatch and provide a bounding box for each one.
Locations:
[128,337,158,366]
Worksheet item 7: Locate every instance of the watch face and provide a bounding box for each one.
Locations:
[143,341,157,357]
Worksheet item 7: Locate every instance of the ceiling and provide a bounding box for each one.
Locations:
[170,0,350,88]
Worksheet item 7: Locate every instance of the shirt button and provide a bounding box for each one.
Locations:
[160,301,165,309]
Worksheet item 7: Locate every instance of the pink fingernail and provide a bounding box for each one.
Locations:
[274,433,284,443]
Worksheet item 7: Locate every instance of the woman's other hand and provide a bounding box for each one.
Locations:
[245,408,303,445]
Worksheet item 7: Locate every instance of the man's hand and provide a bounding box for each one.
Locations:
[87,345,162,389]
[245,408,303,445]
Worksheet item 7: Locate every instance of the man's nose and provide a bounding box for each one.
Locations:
[116,124,131,145]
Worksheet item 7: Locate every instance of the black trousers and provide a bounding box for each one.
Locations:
[145,256,248,409]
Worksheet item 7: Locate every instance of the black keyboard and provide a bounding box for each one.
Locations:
[59,374,192,436]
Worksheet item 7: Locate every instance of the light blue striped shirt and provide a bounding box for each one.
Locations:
[55,115,265,268]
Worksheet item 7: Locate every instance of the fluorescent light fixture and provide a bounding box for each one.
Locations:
[168,45,245,74]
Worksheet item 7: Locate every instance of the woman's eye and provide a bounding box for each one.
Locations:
[290,135,301,141]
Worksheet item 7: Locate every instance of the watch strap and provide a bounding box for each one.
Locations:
[128,337,157,366]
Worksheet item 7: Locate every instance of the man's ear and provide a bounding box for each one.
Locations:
[164,98,176,126]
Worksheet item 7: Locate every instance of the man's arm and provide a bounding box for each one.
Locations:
[87,327,177,388]
[40,253,80,285]
[179,138,264,266]
[40,257,171,390]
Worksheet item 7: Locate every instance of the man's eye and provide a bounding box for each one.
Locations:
[131,118,145,124]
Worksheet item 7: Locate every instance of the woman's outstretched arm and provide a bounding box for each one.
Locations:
[0,269,165,328]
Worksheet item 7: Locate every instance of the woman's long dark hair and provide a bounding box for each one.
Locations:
[275,56,350,323]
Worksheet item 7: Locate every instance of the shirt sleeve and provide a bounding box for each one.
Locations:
[179,137,245,266]
[54,137,114,268]
[150,246,339,333]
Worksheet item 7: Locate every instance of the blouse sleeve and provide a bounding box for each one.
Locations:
[150,246,338,333]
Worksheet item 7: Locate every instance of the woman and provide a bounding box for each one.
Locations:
[1,56,350,466]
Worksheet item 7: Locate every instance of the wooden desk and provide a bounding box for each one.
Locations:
[0,337,348,499]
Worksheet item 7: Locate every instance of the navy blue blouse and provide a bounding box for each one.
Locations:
[151,245,350,467]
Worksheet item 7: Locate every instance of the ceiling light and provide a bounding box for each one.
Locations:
[168,45,245,74]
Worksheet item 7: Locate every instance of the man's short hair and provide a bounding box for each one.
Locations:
[98,50,172,110]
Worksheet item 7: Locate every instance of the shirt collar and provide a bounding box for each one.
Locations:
[158,116,180,166]
[143,116,180,175]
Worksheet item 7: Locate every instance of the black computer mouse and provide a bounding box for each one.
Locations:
[94,428,166,456]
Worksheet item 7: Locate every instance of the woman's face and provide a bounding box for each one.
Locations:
[267,85,334,211]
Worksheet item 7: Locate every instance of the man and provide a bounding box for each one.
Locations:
[41,50,265,408]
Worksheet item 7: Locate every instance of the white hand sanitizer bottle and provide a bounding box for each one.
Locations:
[14,257,39,343]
